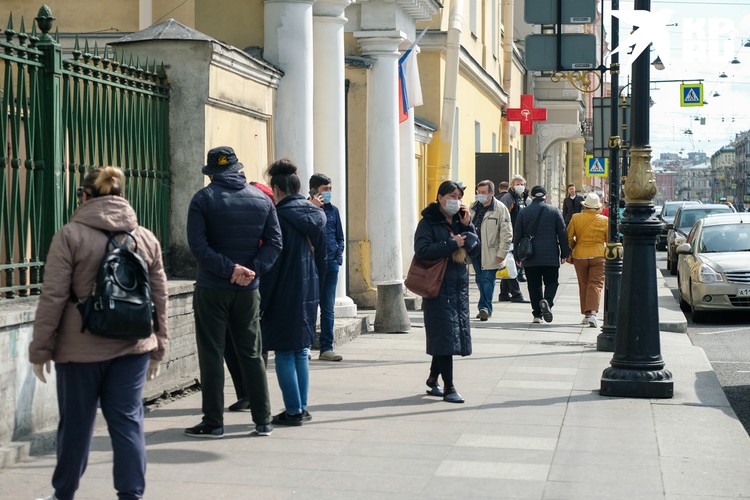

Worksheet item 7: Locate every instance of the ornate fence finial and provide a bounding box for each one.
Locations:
[35,5,55,39]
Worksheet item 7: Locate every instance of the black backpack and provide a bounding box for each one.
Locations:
[73,230,159,339]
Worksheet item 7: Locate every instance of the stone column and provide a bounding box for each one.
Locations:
[313,0,357,317]
[355,31,406,283]
[400,113,418,275]
[264,0,315,183]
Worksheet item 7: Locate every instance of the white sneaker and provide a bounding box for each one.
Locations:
[588,315,598,328]
[581,315,590,325]
[532,317,543,324]
[36,495,58,500]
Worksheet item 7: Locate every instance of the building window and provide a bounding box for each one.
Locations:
[475,121,481,152]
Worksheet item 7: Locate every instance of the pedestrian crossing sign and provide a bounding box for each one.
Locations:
[586,156,608,177]
[680,83,703,107]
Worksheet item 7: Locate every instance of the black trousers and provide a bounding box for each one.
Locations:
[524,266,560,318]
[500,277,522,298]
[193,287,271,426]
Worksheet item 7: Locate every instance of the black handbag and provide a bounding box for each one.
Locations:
[515,206,545,262]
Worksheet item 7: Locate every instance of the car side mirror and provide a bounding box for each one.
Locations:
[676,243,692,255]
[665,223,674,230]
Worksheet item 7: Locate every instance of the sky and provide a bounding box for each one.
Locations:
[600,0,750,160]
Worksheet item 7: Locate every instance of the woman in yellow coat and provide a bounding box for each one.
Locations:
[566,193,609,328]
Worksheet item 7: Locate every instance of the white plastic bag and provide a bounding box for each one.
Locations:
[495,253,518,279]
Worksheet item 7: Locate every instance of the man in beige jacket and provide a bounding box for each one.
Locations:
[469,180,513,321]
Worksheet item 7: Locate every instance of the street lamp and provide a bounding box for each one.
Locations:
[600,0,674,399]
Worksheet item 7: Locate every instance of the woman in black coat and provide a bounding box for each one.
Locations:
[260,159,327,426]
[413,181,478,403]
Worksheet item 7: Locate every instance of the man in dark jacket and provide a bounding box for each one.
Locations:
[185,146,282,438]
[514,185,571,324]
[309,173,345,361]
[499,175,530,300]
[562,183,584,226]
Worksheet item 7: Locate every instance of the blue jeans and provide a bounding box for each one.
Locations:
[471,256,497,315]
[274,348,309,414]
[319,261,339,352]
[52,353,149,500]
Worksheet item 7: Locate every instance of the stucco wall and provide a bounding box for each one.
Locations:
[0,282,197,453]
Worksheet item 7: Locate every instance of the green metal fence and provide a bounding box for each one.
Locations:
[1,6,170,299]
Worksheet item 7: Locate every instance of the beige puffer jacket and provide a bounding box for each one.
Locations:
[29,195,168,364]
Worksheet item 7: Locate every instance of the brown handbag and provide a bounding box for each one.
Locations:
[404,256,448,299]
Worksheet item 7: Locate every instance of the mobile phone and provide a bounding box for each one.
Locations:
[309,188,318,198]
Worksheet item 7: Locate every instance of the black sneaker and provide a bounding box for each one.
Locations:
[272,411,304,426]
[510,296,530,303]
[228,398,250,412]
[498,295,512,302]
[302,409,312,422]
[539,299,553,323]
[254,423,273,436]
[184,423,224,439]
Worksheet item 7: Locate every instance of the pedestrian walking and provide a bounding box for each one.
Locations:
[414,180,479,403]
[499,175,530,297]
[567,193,609,327]
[308,173,345,362]
[513,185,570,324]
[562,183,584,226]
[469,180,512,321]
[29,166,169,500]
[261,159,327,426]
[185,146,281,438]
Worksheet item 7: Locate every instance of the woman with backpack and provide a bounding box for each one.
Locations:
[29,166,168,500]
[260,159,327,426]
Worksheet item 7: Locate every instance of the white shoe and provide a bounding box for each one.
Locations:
[588,315,598,328]
[581,315,590,325]
[532,317,543,324]
[36,495,58,500]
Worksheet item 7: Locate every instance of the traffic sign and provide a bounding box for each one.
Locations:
[680,83,703,107]
[586,156,608,177]
[524,0,596,24]
[524,34,597,71]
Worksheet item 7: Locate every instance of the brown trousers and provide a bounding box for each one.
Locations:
[572,257,605,315]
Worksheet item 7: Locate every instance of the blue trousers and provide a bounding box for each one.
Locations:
[471,256,497,315]
[274,348,309,414]
[319,261,339,352]
[52,353,149,500]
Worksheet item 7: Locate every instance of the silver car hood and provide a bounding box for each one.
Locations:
[701,252,750,272]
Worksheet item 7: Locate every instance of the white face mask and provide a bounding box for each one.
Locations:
[443,199,461,215]
[475,194,489,204]
[514,185,525,196]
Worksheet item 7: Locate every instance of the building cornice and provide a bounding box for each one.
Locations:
[211,42,283,88]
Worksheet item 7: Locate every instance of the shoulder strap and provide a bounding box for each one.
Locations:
[530,204,545,237]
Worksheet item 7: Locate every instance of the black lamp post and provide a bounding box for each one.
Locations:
[600,0,674,398]
[598,0,623,352]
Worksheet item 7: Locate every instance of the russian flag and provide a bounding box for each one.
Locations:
[398,28,427,124]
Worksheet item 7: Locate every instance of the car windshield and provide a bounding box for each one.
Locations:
[699,224,750,253]
[677,207,733,230]
[664,202,699,217]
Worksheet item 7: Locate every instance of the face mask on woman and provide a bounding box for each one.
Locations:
[443,198,461,215]
[514,185,525,196]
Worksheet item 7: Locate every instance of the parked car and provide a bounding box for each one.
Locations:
[676,213,750,322]
[657,201,701,250]
[666,203,735,274]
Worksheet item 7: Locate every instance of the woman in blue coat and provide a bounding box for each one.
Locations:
[413,181,478,403]
[261,159,327,426]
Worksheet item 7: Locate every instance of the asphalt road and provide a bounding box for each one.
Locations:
[657,252,750,436]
